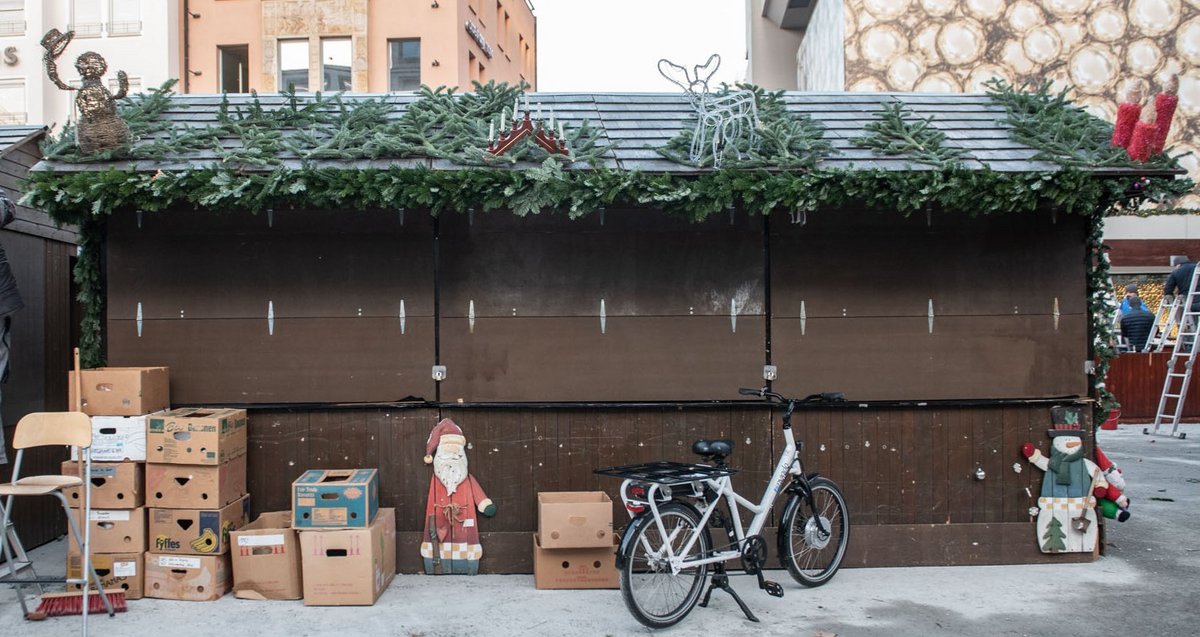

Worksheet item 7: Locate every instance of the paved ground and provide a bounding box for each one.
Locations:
[2,424,1197,636]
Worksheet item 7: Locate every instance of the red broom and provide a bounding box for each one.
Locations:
[1111,81,1143,149]
[1152,74,1179,156]
[27,589,128,620]
[1127,102,1157,162]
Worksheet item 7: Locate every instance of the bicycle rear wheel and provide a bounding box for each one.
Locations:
[778,477,849,587]
[619,502,710,629]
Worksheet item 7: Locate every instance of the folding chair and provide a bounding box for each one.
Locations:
[0,412,115,635]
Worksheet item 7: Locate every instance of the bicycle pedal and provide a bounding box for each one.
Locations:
[762,580,784,598]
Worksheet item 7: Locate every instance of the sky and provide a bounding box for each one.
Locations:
[533,0,747,92]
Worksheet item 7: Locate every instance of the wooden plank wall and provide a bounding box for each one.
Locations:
[245,402,1088,572]
[105,206,1090,405]
[1107,352,1200,421]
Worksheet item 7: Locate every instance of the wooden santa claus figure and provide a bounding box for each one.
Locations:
[420,418,496,575]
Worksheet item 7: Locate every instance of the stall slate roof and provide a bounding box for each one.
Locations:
[31,92,1165,175]
[0,125,47,159]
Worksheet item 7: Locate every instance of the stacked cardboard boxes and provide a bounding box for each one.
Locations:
[143,408,250,601]
[291,469,395,606]
[533,492,618,590]
[64,366,170,600]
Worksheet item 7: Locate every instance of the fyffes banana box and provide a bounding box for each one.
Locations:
[149,495,249,555]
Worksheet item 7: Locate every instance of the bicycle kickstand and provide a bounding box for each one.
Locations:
[699,564,760,623]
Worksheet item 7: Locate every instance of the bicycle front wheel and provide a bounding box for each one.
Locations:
[619,502,710,629]
[779,477,849,587]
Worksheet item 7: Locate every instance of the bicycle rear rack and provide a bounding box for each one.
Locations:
[593,461,738,484]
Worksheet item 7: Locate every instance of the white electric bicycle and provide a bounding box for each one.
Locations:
[595,387,850,629]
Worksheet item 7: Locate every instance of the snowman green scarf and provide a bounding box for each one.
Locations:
[1043,445,1088,497]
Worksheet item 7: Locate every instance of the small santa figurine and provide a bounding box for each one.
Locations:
[421,418,496,575]
[1021,408,1109,553]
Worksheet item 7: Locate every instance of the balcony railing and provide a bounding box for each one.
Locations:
[0,112,27,125]
[0,18,24,36]
[107,20,142,36]
[68,22,104,37]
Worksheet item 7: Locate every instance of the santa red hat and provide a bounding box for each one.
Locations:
[424,418,466,464]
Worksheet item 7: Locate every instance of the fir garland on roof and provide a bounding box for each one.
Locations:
[852,100,969,170]
[41,80,611,167]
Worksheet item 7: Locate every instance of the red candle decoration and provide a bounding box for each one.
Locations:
[1128,103,1157,162]
[1111,81,1143,149]
[1152,75,1179,156]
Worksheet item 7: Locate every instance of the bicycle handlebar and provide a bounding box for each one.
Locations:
[738,387,846,405]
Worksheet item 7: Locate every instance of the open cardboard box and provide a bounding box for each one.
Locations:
[537,491,614,549]
[229,511,302,600]
[68,366,169,417]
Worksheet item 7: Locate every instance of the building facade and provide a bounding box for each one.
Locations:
[0,0,180,129]
[182,0,536,95]
[749,0,1200,263]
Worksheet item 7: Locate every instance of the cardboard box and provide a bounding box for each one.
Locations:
[71,413,162,462]
[537,491,614,549]
[533,533,619,590]
[62,461,144,509]
[68,507,147,554]
[69,366,169,417]
[292,469,379,529]
[146,408,248,465]
[298,508,395,606]
[146,456,247,509]
[143,553,231,601]
[149,495,250,555]
[229,511,302,600]
[66,551,144,600]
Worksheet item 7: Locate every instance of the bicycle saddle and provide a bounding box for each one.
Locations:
[692,438,735,460]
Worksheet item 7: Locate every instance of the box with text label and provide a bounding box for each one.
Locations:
[62,461,144,509]
[69,366,169,417]
[146,456,247,509]
[229,511,302,600]
[149,496,250,555]
[146,408,248,465]
[68,507,146,554]
[537,491,614,549]
[71,414,163,463]
[292,469,379,529]
[143,553,231,601]
[298,508,395,606]
[67,551,144,600]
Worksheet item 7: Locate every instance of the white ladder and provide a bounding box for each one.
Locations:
[1145,265,1200,439]
[0,498,35,580]
[1147,294,1183,352]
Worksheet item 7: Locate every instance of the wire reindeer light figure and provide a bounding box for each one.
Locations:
[41,28,131,154]
[658,54,760,168]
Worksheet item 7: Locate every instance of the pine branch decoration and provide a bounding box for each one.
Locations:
[853,101,967,170]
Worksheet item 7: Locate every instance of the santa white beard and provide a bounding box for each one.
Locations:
[433,449,468,494]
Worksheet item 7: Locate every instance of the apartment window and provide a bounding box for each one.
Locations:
[278,39,309,92]
[468,51,478,84]
[500,7,510,52]
[219,45,250,93]
[0,0,24,37]
[478,62,487,84]
[70,0,103,37]
[388,39,420,91]
[0,77,25,124]
[320,37,351,92]
[108,0,141,36]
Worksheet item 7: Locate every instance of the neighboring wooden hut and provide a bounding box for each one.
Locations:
[23,84,1190,571]
[0,125,78,550]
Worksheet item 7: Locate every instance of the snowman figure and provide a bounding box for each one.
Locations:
[1020,408,1108,553]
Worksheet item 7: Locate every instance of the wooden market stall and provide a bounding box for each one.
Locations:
[0,125,78,551]
[24,85,1190,571]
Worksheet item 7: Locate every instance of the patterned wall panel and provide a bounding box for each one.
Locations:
[841,0,1200,208]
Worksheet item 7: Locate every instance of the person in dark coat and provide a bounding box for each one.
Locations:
[1119,295,1155,352]
[0,187,23,465]
[1164,256,1199,310]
